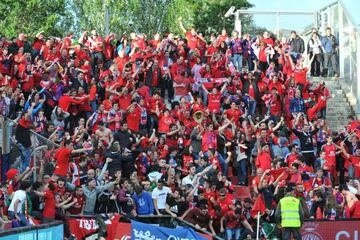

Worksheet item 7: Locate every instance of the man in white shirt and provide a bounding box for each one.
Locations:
[8,181,32,226]
[152,179,171,215]
[181,165,196,186]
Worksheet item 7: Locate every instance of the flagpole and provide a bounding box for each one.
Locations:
[256,212,260,240]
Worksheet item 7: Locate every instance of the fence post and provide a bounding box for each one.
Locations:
[33,138,37,182]
[256,212,260,240]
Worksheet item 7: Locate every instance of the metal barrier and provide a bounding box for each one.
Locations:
[0,221,63,240]
[69,214,224,240]
[317,0,360,114]
[0,116,60,181]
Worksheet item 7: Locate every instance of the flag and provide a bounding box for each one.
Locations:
[251,194,266,218]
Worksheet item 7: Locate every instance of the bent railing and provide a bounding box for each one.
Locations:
[0,116,60,182]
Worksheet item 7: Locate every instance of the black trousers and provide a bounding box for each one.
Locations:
[282,227,302,240]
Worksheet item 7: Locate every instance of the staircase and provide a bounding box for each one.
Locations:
[310,77,355,131]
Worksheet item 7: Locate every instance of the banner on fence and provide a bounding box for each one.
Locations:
[68,215,120,240]
[131,220,209,240]
[301,220,360,240]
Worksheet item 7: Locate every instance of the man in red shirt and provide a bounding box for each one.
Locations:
[173,72,191,102]
[225,101,243,126]
[216,188,235,216]
[220,208,254,239]
[321,135,338,177]
[34,182,57,222]
[68,186,85,215]
[269,88,282,120]
[285,144,300,167]
[178,17,198,51]
[341,144,360,179]
[53,140,92,177]
[202,81,228,114]
[255,143,272,172]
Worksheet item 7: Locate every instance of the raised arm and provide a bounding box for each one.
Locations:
[177,17,187,34]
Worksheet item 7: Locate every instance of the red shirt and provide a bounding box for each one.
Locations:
[54,147,72,176]
[127,106,141,132]
[202,130,218,152]
[350,201,360,218]
[225,109,242,125]
[322,144,336,167]
[185,32,198,50]
[174,76,191,96]
[255,151,272,171]
[270,95,282,116]
[118,93,132,111]
[217,195,234,216]
[43,190,56,218]
[68,195,85,215]
[158,114,175,133]
[223,211,246,229]
[293,68,307,86]
[207,92,222,113]
[285,153,299,167]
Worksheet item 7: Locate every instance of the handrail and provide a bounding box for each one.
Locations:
[0,115,60,148]
[338,0,360,34]
[69,214,225,240]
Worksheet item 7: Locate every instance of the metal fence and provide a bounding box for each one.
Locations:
[0,116,60,182]
[317,0,360,114]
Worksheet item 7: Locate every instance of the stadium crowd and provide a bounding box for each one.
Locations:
[0,18,360,240]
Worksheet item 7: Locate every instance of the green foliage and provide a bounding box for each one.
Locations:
[0,0,260,39]
[191,0,254,35]
[0,0,70,37]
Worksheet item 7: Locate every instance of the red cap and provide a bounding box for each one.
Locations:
[6,169,18,180]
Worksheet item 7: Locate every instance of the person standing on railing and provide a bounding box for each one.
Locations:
[15,107,35,173]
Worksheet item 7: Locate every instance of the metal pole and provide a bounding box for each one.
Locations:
[235,11,242,37]
[33,146,37,182]
[256,212,260,240]
[276,11,280,37]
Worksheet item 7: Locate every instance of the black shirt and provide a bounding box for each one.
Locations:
[259,184,275,209]
[166,196,188,216]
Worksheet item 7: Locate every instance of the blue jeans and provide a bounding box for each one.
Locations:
[217,152,228,176]
[248,99,257,116]
[90,101,97,113]
[8,211,29,227]
[232,54,243,71]
[1,153,10,181]
[17,143,31,173]
[226,227,241,240]
[237,159,247,184]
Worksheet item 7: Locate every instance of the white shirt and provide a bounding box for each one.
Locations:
[152,186,171,210]
[8,190,27,214]
[181,175,194,186]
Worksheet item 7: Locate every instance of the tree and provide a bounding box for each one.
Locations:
[69,0,255,38]
[191,0,254,35]
[0,0,71,37]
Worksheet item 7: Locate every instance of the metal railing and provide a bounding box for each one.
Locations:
[70,214,225,240]
[317,1,360,114]
[0,115,60,181]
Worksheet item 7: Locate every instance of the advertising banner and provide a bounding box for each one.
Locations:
[68,215,120,240]
[301,220,360,240]
[131,220,209,240]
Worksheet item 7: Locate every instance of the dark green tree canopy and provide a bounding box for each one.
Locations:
[0,0,257,39]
